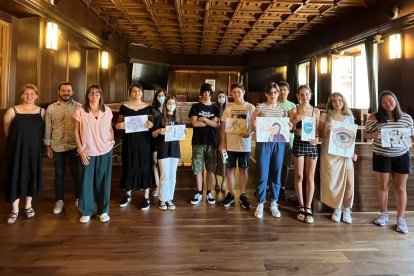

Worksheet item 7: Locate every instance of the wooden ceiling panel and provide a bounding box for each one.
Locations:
[80,0,378,55]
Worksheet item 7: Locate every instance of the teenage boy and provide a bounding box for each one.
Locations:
[44,82,82,214]
[277,81,296,200]
[189,83,220,205]
[220,82,255,208]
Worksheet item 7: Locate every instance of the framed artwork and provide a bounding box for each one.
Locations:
[205,79,216,91]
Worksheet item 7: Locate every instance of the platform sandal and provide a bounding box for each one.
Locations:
[297,206,305,222]
[7,212,18,224]
[25,207,35,219]
[304,207,314,224]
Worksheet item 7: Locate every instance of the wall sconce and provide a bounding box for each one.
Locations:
[389,33,402,59]
[101,51,109,69]
[46,22,58,50]
[320,57,328,74]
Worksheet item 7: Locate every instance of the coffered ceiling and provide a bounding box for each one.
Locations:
[80,0,377,55]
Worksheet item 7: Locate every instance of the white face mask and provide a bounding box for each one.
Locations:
[218,97,226,104]
[158,96,165,105]
[166,104,176,112]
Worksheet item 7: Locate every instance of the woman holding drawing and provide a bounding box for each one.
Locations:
[364,91,414,234]
[251,82,290,219]
[152,96,185,210]
[116,83,154,211]
[290,85,320,224]
[319,92,357,224]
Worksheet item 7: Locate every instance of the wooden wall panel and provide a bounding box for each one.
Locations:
[114,63,127,103]
[38,48,54,105]
[14,17,39,104]
[68,43,86,103]
[52,40,68,100]
[86,49,99,87]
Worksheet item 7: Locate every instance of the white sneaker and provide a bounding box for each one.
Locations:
[206,192,216,204]
[342,208,352,224]
[270,201,281,218]
[254,203,264,219]
[98,213,110,223]
[191,193,203,205]
[331,208,342,222]
[79,215,90,223]
[53,200,64,214]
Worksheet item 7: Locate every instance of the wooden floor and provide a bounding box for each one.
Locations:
[1,166,414,275]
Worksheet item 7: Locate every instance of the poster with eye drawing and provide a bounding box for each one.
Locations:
[124,115,148,133]
[301,116,316,141]
[381,128,412,148]
[165,124,186,142]
[328,120,357,157]
[256,117,290,143]
[225,117,248,135]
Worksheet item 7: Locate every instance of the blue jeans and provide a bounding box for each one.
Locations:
[255,142,285,204]
[53,149,83,200]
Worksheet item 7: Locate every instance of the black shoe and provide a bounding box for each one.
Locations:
[278,187,287,201]
[141,197,150,211]
[239,193,251,209]
[222,192,235,207]
[119,194,132,208]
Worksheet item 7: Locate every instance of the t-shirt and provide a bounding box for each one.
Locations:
[221,102,255,152]
[188,102,220,146]
[153,115,181,159]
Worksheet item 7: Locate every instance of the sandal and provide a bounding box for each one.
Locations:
[7,212,18,224]
[297,206,305,222]
[304,207,314,224]
[25,207,35,219]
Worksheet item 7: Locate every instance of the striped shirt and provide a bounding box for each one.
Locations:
[364,112,414,157]
[255,103,287,118]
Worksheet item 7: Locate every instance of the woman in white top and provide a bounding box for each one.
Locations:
[319,92,357,224]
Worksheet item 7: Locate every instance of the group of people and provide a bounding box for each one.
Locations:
[4,81,413,234]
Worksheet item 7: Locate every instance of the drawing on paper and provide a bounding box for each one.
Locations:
[225,117,248,135]
[165,124,186,142]
[328,120,357,157]
[124,115,148,133]
[301,116,316,141]
[381,128,412,148]
[256,117,289,143]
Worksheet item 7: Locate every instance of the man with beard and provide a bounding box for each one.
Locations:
[44,82,83,214]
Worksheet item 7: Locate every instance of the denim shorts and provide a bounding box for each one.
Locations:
[227,151,250,169]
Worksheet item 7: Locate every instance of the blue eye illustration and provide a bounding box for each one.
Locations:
[336,132,351,143]
[332,127,355,150]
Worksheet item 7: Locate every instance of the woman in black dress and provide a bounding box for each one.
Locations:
[116,83,155,210]
[3,84,45,224]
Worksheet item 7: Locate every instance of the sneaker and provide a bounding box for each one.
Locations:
[331,208,342,222]
[98,213,110,223]
[278,187,287,201]
[206,192,216,205]
[141,197,150,211]
[239,193,251,209]
[79,215,90,223]
[254,203,264,219]
[396,217,409,234]
[167,200,176,211]
[159,201,167,211]
[270,201,281,218]
[119,194,132,208]
[342,208,352,224]
[222,193,235,207]
[53,200,64,214]
[374,211,388,226]
[191,193,203,205]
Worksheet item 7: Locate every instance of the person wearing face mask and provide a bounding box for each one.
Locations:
[151,89,167,197]
[152,96,186,210]
[214,91,228,193]
[116,83,155,211]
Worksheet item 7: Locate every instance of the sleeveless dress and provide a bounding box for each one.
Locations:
[120,105,154,190]
[6,107,44,202]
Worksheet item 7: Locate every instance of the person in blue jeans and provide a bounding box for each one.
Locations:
[251,82,291,219]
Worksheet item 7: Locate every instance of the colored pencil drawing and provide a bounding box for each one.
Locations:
[225,117,248,135]
[301,116,316,141]
[381,128,412,148]
[256,117,289,143]
[124,115,148,133]
[328,120,357,157]
[165,124,186,142]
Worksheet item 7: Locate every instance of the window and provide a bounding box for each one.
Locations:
[297,61,310,85]
[331,44,369,108]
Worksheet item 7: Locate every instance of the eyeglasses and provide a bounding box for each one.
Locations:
[88,91,101,96]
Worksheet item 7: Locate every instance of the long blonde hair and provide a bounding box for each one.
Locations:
[325,92,352,120]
